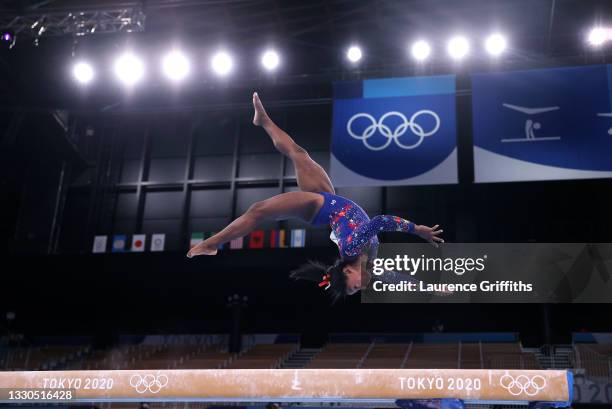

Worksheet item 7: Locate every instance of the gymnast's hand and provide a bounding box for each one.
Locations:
[414,224,444,248]
[186,241,218,258]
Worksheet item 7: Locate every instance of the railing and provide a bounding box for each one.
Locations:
[357,340,376,368]
[579,357,612,379]
[4,340,612,379]
[0,348,9,370]
[571,345,612,380]
[457,341,462,369]
[487,354,539,369]
[400,341,413,368]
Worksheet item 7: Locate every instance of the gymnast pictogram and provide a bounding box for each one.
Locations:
[501,103,561,143]
[187,92,444,301]
[597,112,612,135]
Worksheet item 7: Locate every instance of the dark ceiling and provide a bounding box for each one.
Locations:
[1,0,611,110]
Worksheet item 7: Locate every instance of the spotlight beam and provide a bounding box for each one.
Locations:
[447,36,470,60]
[588,27,611,47]
[163,50,190,81]
[211,51,233,76]
[114,53,144,86]
[73,61,94,84]
[485,33,507,56]
[411,40,431,61]
[346,45,362,63]
[261,50,280,71]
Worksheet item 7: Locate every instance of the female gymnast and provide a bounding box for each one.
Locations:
[187,93,444,300]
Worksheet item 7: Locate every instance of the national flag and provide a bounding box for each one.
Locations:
[279,229,288,248]
[151,233,166,252]
[205,232,224,250]
[229,236,243,249]
[92,235,107,253]
[249,230,265,249]
[290,229,306,248]
[131,234,146,252]
[112,235,127,253]
[190,232,204,247]
[269,230,279,248]
[270,229,288,248]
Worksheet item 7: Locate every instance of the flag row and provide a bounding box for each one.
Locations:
[92,229,307,253]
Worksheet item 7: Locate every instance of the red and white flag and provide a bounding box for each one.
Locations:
[248,230,265,249]
[131,234,146,252]
[229,236,244,249]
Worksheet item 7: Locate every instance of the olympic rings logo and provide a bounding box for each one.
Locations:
[346,110,440,151]
[129,373,169,394]
[499,373,547,396]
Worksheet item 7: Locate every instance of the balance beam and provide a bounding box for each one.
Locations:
[0,369,572,405]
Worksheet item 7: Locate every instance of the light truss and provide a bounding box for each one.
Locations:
[0,8,146,38]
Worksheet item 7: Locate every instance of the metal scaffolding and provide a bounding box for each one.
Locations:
[0,8,146,38]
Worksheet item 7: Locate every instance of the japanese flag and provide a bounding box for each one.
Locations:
[131,234,146,252]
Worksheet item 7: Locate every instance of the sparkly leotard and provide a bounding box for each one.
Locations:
[311,192,415,259]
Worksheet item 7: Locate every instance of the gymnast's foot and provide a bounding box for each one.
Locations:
[252,92,270,127]
[187,241,218,257]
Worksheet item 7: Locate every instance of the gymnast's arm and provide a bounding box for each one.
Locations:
[364,240,378,272]
[342,215,444,258]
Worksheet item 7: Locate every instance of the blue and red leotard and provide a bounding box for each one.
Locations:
[310,191,415,259]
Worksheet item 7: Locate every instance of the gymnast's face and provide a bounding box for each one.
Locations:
[343,256,371,295]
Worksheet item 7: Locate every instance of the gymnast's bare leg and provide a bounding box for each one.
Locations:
[252,92,335,195]
[187,191,322,256]
[187,93,333,257]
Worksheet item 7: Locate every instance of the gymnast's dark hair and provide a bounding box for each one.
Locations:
[289,258,349,303]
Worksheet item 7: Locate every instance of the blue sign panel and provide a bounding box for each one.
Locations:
[330,75,458,186]
[472,64,612,182]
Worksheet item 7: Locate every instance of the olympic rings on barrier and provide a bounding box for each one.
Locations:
[346,110,440,151]
[499,373,547,396]
[129,373,169,394]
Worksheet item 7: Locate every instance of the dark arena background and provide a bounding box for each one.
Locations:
[1,1,612,408]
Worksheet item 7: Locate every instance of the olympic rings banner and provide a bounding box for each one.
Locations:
[330,75,458,186]
[472,64,612,183]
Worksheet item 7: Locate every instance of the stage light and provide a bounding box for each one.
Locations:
[411,40,431,61]
[114,53,144,85]
[346,45,362,63]
[211,51,233,76]
[485,33,507,56]
[261,50,280,71]
[588,27,608,47]
[162,50,190,81]
[73,61,94,84]
[3,32,16,49]
[447,36,470,60]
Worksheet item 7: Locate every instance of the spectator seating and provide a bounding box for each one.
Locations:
[573,344,612,378]
[226,343,298,369]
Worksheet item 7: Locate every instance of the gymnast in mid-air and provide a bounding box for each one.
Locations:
[187,92,444,300]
